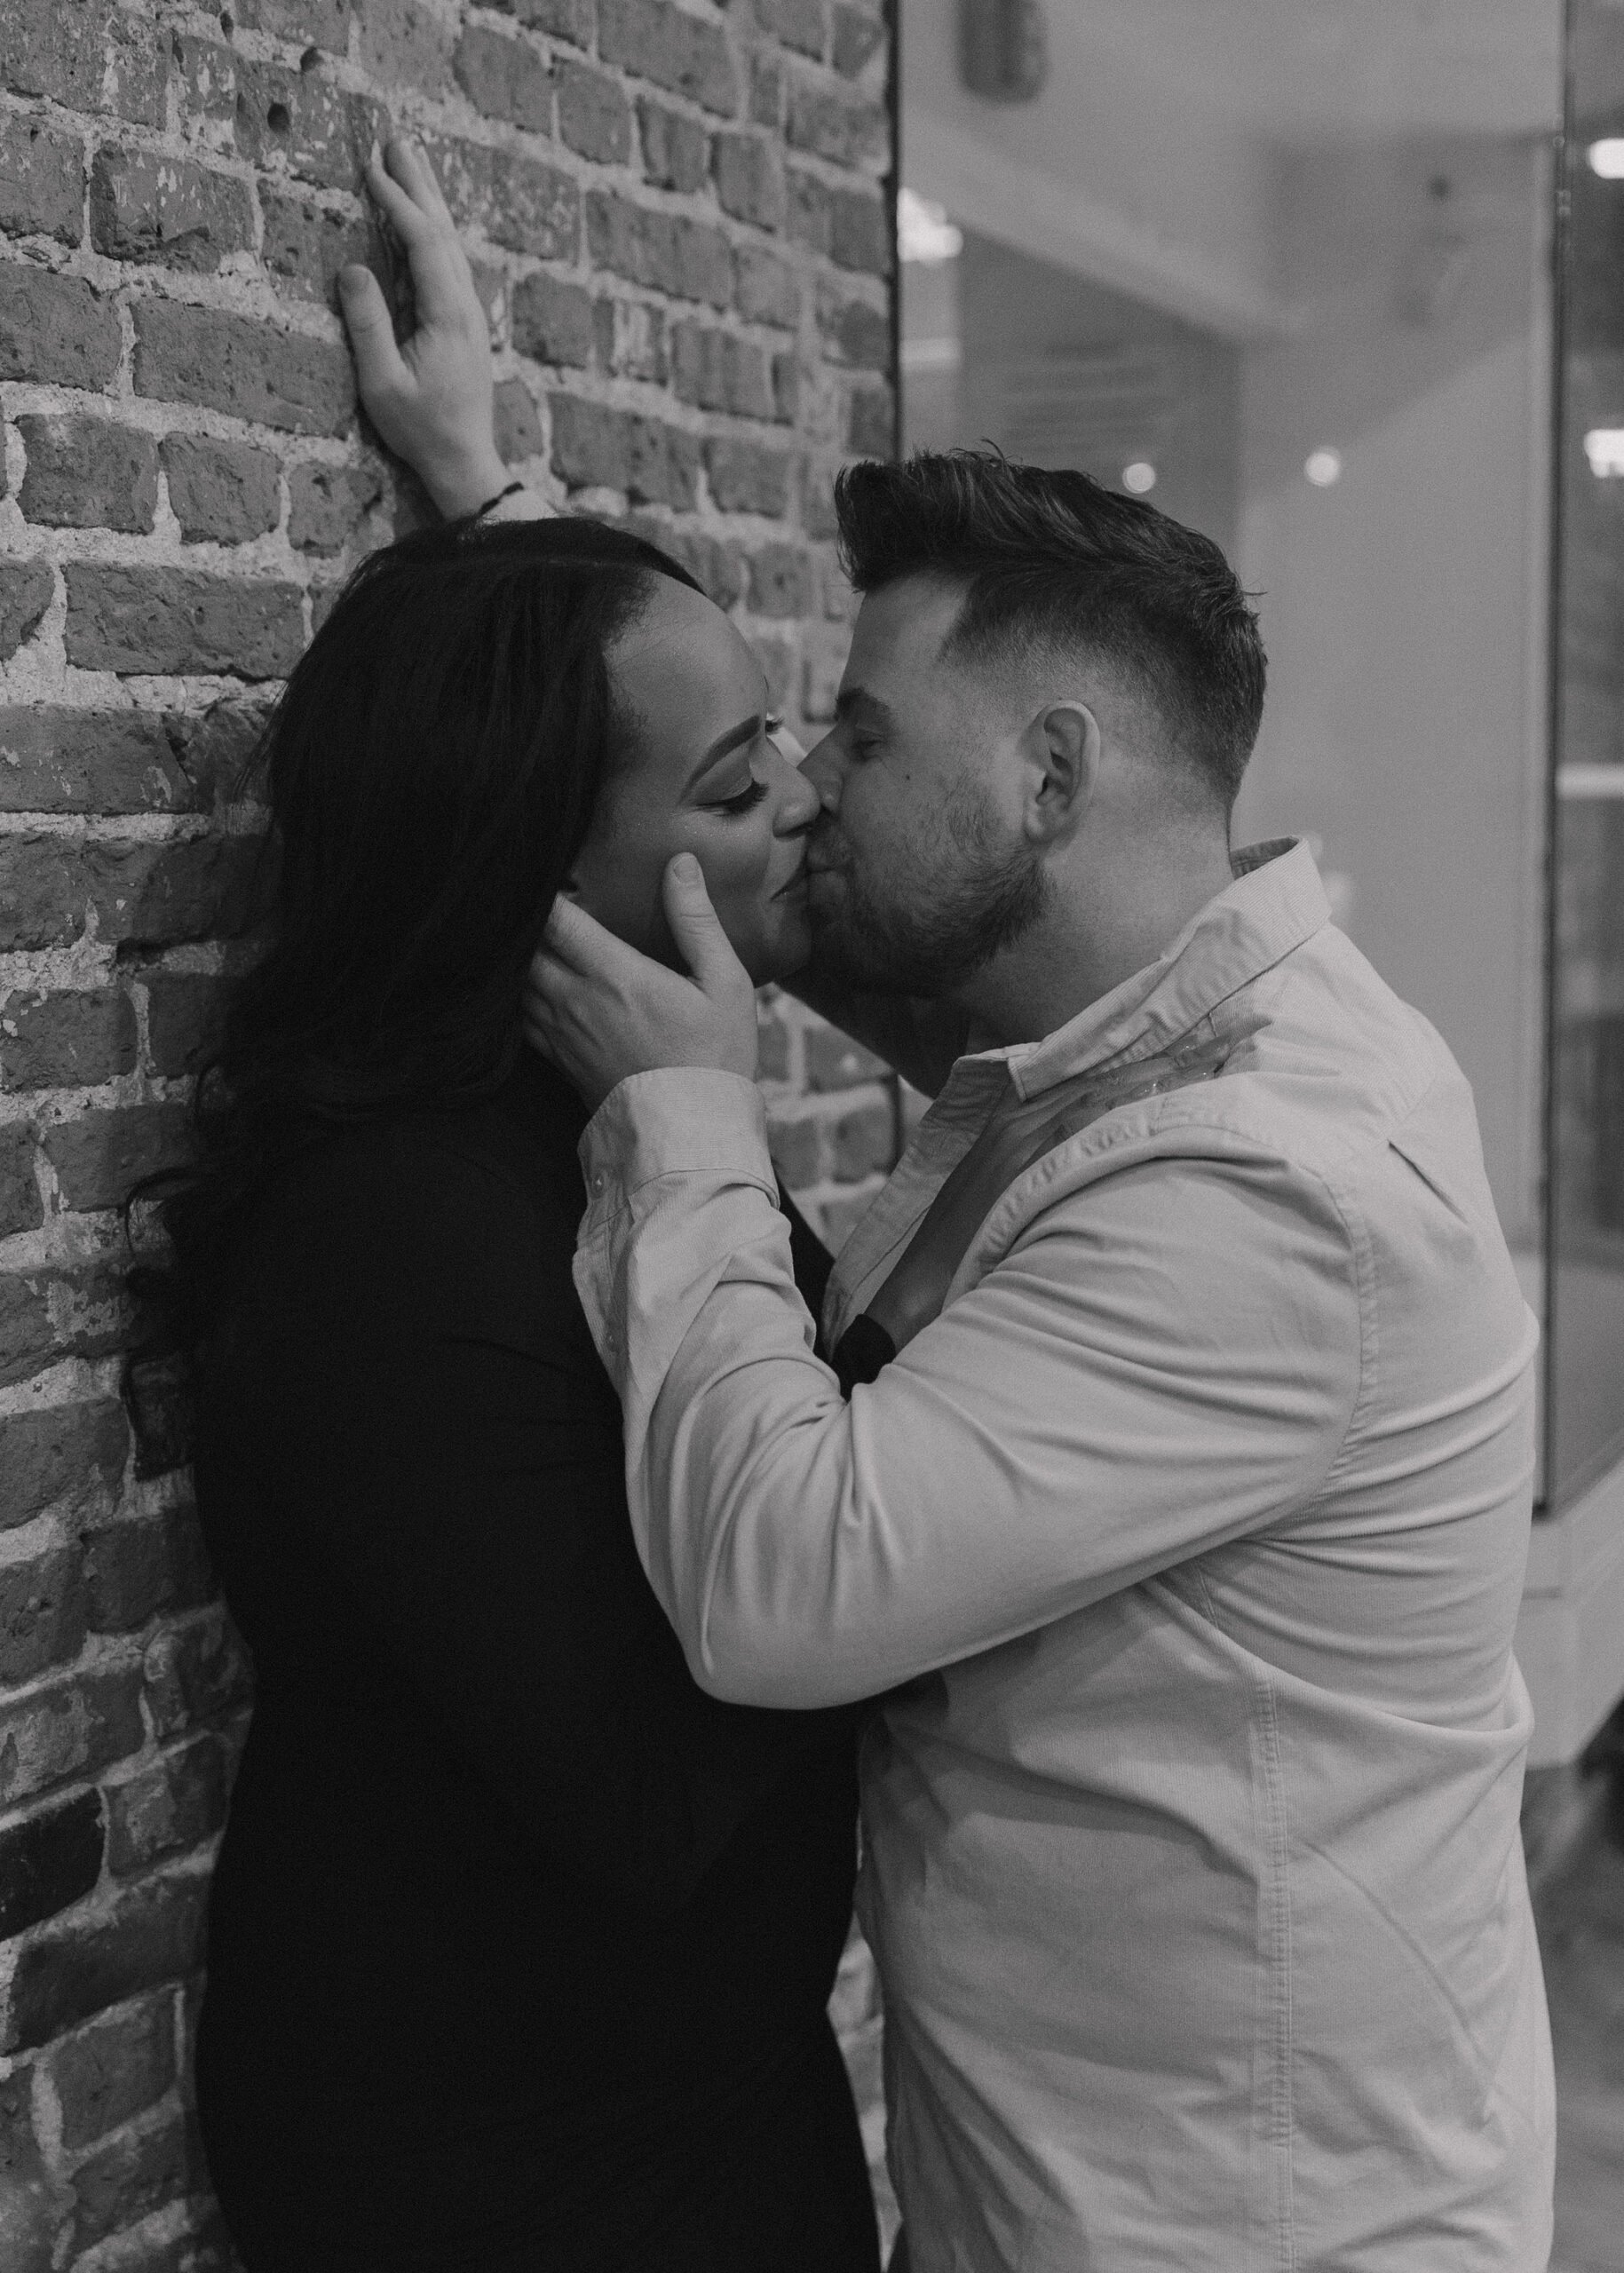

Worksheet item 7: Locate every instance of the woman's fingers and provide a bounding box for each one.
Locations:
[363,142,436,245]
[337,265,408,406]
[386,133,455,226]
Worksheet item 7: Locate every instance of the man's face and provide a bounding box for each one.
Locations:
[800,576,1050,996]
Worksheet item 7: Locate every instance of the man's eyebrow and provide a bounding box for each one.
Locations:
[684,713,762,790]
[835,685,894,727]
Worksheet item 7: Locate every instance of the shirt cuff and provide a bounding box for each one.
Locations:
[578,1068,776,1232]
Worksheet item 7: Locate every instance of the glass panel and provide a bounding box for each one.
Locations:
[1551,0,1624,1504]
[901,0,1562,1498]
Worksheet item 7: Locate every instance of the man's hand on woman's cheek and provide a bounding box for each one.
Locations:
[525,856,761,1113]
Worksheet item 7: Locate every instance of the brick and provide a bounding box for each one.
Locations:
[806,1026,886,1089]
[704,436,793,516]
[751,630,795,712]
[0,2063,56,2273]
[766,1111,820,1187]
[83,1502,211,1635]
[145,976,230,1080]
[432,140,579,261]
[786,164,829,254]
[89,147,255,274]
[234,0,352,51]
[132,299,355,437]
[0,1262,131,1389]
[143,1612,252,1742]
[0,268,119,389]
[833,2,885,77]
[670,321,772,419]
[1,4,169,130]
[772,348,798,423]
[830,185,889,273]
[847,381,893,456]
[586,189,733,308]
[734,242,799,327]
[0,990,138,1091]
[233,59,383,193]
[558,59,633,162]
[356,0,454,96]
[598,0,738,116]
[2,1868,210,2053]
[70,2097,202,2249]
[494,376,543,464]
[802,455,840,538]
[627,516,745,608]
[756,995,792,1080]
[0,1546,87,1689]
[512,271,595,368]
[549,394,698,508]
[160,692,277,813]
[0,833,259,953]
[830,1095,893,1177]
[287,463,384,555]
[787,76,886,166]
[714,133,786,231]
[748,541,813,617]
[452,28,551,132]
[0,1662,144,1810]
[803,621,846,718]
[105,1733,226,1878]
[43,1104,193,1212]
[755,0,826,59]
[47,1992,178,2154]
[0,709,193,816]
[638,97,708,193]
[820,283,890,368]
[16,416,158,535]
[161,438,281,546]
[0,1790,102,1937]
[494,0,591,35]
[0,562,54,665]
[172,33,237,127]
[64,565,305,678]
[595,297,665,381]
[0,1401,130,1531]
[261,188,381,310]
[749,52,785,127]
[0,113,84,246]
[0,1128,42,1238]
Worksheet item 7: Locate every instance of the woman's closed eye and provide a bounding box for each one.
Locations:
[707,776,769,817]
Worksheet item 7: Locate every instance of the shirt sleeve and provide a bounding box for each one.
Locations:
[575,1070,1366,1707]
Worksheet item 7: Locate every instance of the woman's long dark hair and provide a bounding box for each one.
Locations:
[127,514,701,1454]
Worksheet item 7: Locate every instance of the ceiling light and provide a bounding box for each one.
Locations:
[1588,139,1624,178]
[1305,448,1343,487]
[1121,462,1156,494]
[1584,428,1624,476]
[898,186,963,265]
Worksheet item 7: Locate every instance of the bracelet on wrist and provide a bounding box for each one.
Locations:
[472,479,526,520]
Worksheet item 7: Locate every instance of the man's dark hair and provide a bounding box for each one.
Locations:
[834,450,1266,810]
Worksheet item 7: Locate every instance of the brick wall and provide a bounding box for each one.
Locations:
[0,0,895,2260]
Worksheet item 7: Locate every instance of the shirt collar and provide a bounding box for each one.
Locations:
[977,838,1329,1103]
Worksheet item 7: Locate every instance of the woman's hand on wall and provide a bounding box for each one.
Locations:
[339,139,511,519]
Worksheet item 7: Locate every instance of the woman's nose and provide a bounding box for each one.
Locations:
[768,744,823,832]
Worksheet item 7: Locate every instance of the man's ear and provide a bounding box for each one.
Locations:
[1023,702,1100,846]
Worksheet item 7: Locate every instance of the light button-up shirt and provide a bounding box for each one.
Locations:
[574,840,1554,2272]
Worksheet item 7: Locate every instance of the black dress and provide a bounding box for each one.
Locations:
[193,1054,880,2273]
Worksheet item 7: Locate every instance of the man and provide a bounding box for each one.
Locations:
[345,144,1554,2271]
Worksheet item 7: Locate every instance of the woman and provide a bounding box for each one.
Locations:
[155,510,882,2269]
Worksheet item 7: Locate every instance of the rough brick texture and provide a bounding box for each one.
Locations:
[0,0,894,2258]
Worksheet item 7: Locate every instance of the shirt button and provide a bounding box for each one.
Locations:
[592,1172,606,1193]
[604,1329,619,1352]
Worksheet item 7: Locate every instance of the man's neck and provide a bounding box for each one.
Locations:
[954,837,1239,1049]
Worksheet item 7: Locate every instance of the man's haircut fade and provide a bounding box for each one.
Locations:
[833,450,1267,811]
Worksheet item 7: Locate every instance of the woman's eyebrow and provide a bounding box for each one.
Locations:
[684,713,762,789]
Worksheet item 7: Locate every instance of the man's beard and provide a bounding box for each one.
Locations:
[805,778,1050,997]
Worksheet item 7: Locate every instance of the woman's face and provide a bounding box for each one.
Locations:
[572,577,820,985]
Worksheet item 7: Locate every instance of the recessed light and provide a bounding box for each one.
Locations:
[1122,462,1156,494]
[1584,428,1624,476]
[1588,139,1624,178]
[1305,448,1343,487]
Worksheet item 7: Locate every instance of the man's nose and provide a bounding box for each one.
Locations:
[799,729,844,811]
